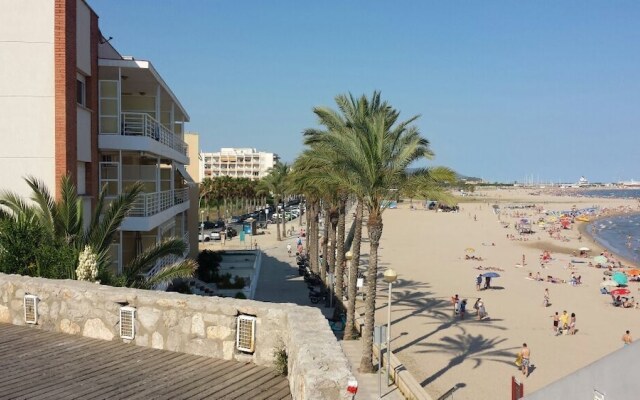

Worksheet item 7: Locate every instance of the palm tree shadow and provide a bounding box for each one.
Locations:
[417,333,518,387]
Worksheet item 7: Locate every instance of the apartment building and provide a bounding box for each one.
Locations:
[184,132,202,183]
[202,148,279,180]
[0,0,198,276]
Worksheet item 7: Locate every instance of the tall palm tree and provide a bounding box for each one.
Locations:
[263,162,290,241]
[0,175,196,288]
[305,92,456,372]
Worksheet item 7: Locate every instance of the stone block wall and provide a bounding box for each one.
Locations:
[0,273,353,400]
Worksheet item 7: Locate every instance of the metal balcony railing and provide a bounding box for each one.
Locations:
[121,112,188,156]
[129,188,189,217]
[145,232,191,279]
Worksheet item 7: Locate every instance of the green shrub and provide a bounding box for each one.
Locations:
[273,346,288,376]
[234,292,246,299]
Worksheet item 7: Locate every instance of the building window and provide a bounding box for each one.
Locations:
[77,79,86,106]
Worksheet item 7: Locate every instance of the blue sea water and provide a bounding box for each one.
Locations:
[581,189,640,264]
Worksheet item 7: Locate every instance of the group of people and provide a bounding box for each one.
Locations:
[551,310,577,335]
[451,294,488,320]
[475,274,493,290]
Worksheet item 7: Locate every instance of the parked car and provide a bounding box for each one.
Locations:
[198,232,211,242]
[201,220,225,230]
[230,216,241,223]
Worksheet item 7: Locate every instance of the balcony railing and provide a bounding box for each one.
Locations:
[145,231,190,279]
[130,188,189,217]
[121,112,188,156]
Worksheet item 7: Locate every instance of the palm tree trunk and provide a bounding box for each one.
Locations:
[360,211,383,373]
[328,214,337,275]
[334,195,347,304]
[276,198,282,242]
[309,200,319,274]
[320,204,329,282]
[345,199,363,340]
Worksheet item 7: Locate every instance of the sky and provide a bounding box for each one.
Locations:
[90,1,640,184]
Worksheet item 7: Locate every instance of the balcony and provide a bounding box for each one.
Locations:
[99,112,189,165]
[121,112,187,155]
[130,187,189,217]
[120,188,190,231]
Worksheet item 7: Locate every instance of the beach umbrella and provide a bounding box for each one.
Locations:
[610,288,631,296]
[601,280,618,287]
[579,247,590,252]
[593,255,608,265]
[612,272,628,285]
[626,269,640,277]
[482,272,500,278]
[465,248,475,253]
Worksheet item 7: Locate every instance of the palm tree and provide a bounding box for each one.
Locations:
[0,175,196,288]
[263,162,290,241]
[305,91,456,372]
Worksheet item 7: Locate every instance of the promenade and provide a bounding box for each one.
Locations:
[200,221,405,400]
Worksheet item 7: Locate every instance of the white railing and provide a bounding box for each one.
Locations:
[145,232,190,281]
[129,187,189,217]
[121,112,188,156]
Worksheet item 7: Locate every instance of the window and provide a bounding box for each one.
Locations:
[77,79,86,106]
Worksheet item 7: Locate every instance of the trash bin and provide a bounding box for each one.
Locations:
[243,218,256,235]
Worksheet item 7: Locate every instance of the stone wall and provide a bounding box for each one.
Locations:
[0,273,353,400]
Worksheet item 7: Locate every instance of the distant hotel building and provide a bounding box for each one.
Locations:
[0,0,198,274]
[202,148,279,180]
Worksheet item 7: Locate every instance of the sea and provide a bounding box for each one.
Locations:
[580,189,640,264]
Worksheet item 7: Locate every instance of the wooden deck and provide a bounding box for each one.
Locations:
[0,323,292,400]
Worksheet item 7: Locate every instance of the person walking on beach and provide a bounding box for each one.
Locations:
[543,289,550,307]
[286,243,292,257]
[552,312,559,334]
[477,300,487,320]
[623,330,633,345]
[569,313,577,335]
[560,310,569,333]
[451,294,459,315]
[459,299,467,320]
[476,274,482,291]
[520,343,531,377]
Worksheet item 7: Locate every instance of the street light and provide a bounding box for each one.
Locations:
[200,210,204,243]
[383,268,398,386]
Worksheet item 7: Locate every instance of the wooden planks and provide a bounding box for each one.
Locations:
[0,323,291,399]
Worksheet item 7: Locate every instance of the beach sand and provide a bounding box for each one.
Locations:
[374,188,640,399]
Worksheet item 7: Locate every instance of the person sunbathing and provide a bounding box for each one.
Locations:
[546,276,564,284]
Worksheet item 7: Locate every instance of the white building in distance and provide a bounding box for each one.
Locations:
[202,148,279,180]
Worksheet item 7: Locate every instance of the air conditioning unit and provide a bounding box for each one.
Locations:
[24,294,38,324]
[236,315,257,353]
[119,306,136,340]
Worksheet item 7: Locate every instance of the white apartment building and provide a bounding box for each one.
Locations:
[0,0,198,276]
[202,148,279,180]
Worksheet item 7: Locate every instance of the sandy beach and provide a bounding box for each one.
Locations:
[374,188,640,399]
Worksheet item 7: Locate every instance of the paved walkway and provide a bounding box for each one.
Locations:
[244,222,405,400]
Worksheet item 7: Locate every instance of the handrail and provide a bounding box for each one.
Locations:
[130,187,189,217]
[121,112,188,156]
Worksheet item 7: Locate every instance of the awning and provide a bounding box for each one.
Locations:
[175,163,194,183]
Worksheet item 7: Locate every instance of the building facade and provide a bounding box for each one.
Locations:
[184,132,202,183]
[0,0,198,276]
[202,148,278,180]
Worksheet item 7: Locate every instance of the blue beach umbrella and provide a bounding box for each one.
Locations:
[612,272,628,286]
[482,272,500,278]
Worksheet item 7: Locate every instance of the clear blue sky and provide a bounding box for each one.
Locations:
[90,1,640,183]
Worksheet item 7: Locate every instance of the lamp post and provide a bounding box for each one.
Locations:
[383,268,398,386]
[200,210,204,243]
